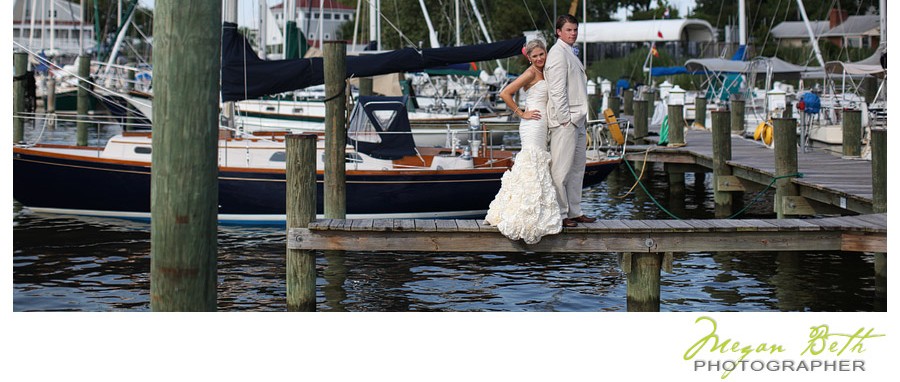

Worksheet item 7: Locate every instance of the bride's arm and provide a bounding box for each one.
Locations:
[499,69,536,118]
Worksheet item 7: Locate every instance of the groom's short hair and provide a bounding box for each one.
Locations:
[555,14,578,34]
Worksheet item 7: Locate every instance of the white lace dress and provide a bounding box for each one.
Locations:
[484,80,562,244]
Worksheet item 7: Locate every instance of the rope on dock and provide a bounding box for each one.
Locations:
[621,157,803,220]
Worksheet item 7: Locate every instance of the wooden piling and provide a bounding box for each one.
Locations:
[623,89,634,115]
[667,104,685,146]
[711,110,733,218]
[693,97,706,128]
[324,41,347,218]
[46,76,56,114]
[633,99,649,140]
[589,93,602,119]
[149,0,222,312]
[841,109,862,157]
[627,253,661,312]
[870,128,887,309]
[666,163,685,216]
[13,52,27,144]
[76,55,90,146]
[286,134,318,312]
[608,95,620,118]
[730,99,745,135]
[773,118,799,219]
[358,77,373,96]
[126,62,136,129]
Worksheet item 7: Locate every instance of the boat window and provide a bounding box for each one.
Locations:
[266,106,276,112]
[269,151,286,162]
[372,110,398,131]
[134,146,152,154]
[292,108,303,113]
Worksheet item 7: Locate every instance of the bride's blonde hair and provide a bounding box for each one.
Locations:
[524,39,546,57]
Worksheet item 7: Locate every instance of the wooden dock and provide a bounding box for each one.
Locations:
[618,118,879,214]
[289,214,886,254]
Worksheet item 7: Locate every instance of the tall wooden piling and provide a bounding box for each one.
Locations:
[871,128,886,310]
[46,76,57,114]
[13,52,27,144]
[76,55,90,146]
[627,253,661,312]
[608,95,620,118]
[773,118,799,219]
[730,99,745,134]
[589,93,602,119]
[286,134,318,311]
[841,109,862,157]
[693,97,706,128]
[665,163,685,216]
[633,99,649,140]
[324,41,347,218]
[623,89,634,115]
[149,0,222,312]
[358,77,373,96]
[711,110,733,218]
[667,104,685,146]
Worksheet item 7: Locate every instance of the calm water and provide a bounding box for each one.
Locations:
[11,120,882,311]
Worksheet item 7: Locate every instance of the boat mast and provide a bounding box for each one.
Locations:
[283,0,294,56]
[50,0,56,54]
[224,0,239,130]
[369,0,380,50]
[455,0,460,46]
[468,0,503,68]
[795,0,826,68]
[880,0,886,44]
[351,0,360,51]
[318,0,324,49]
[738,0,746,48]
[29,0,37,48]
[258,0,267,59]
[418,0,440,48]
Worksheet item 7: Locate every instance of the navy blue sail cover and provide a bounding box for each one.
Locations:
[347,96,417,160]
[221,22,525,101]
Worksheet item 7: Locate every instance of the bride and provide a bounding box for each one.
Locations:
[484,39,561,244]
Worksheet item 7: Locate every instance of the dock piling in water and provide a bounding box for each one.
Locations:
[358,77,373,96]
[870,128,887,308]
[608,95,621,118]
[667,104,685,146]
[623,89,634,115]
[730,99,745,135]
[842,109,862,157]
[633,99,649,140]
[711,111,733,218]
[324,41,348,219]
[13,52,27,144]
[626,252,661,312]
[286,134,319,312]
[693,97,706,128]
[773,118,800,219]
[76,55,90,146]
[149,0,222,312]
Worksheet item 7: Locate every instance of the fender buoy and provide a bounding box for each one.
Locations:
[603,108,625,145]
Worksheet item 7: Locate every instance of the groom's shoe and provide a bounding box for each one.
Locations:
[562,218,577,228]
[571,215,596,223]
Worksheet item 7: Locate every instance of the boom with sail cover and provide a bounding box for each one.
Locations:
[221,22,525,102]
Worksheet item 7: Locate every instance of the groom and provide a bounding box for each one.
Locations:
[545,14,596,228]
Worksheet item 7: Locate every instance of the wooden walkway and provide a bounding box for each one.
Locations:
[621,126,876,214]
[288,214,886,254]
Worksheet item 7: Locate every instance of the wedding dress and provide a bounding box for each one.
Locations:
[484,80,562,244]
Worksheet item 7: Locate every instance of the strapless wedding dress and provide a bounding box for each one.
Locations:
[484,80,561,244]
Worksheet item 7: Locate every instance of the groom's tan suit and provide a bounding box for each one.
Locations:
[545,39,589,220]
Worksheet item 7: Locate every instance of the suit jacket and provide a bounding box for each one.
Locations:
[545,40,588,129]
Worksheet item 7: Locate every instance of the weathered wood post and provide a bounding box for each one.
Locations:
[730,99,745,135]
[77,55,91,146]
[666,163,685,216]
[841,109,862,157]
[667,104,685,146]
[633,99,649,140]
[324,41,347,218]
[589,92,602,119]
[13,52,27,144]
[693,97,706,128]
[149,0,222,312]
[125,62,136,130]
[358,77,373,96]
[861,77,878,104]
[870,128,886,310]
[773,118,799,219]
[46,76,57,114]
[627,253,662,312]
[607,95,620,118]
[623,89,634,115]
[711,110,733,218]
[286,134,318,311]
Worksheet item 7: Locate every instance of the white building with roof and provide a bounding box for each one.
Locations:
[271,0,355,44]
[12,0,96,56]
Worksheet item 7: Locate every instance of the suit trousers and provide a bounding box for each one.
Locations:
[549,123,587,220]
